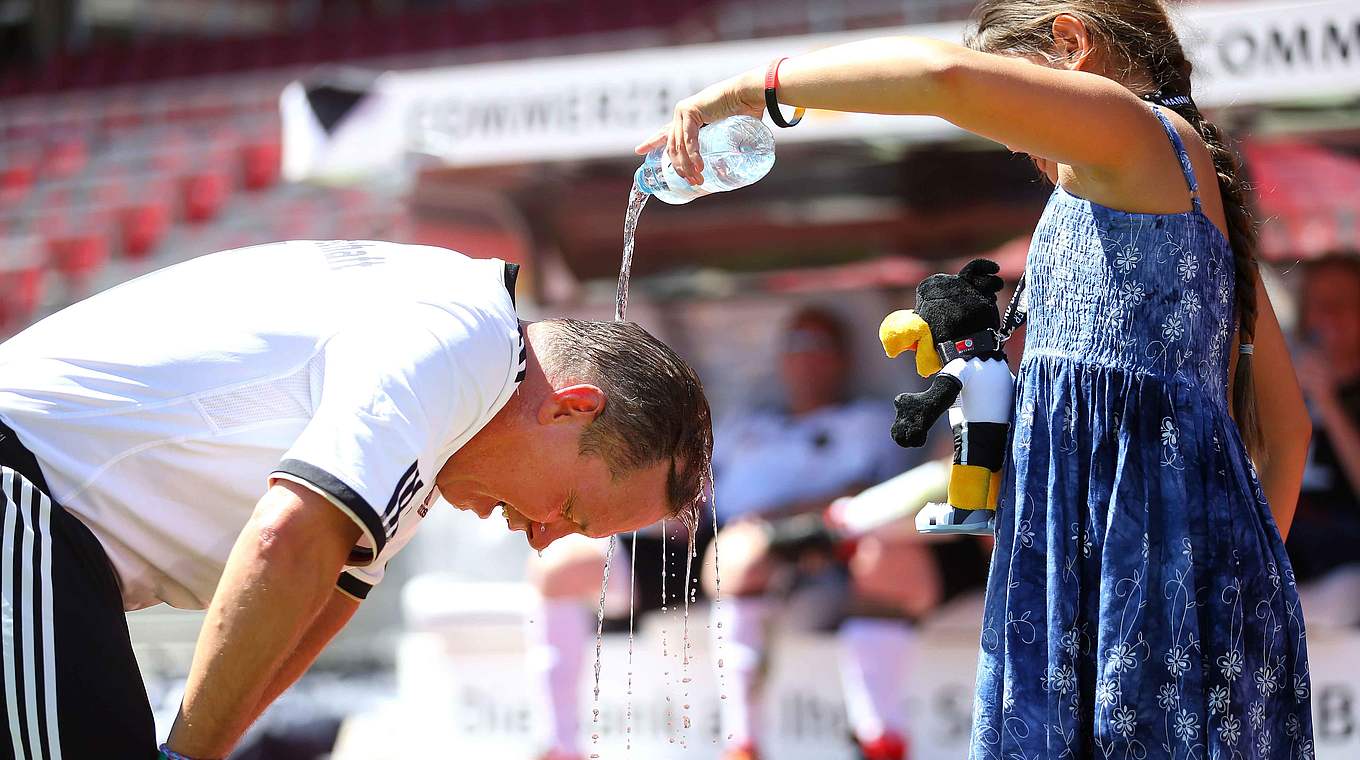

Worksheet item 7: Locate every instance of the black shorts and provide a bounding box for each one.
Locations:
[0,419,157,759]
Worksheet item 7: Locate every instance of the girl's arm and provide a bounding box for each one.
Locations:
[1245,276,1311,539]
[639,37,1168,190]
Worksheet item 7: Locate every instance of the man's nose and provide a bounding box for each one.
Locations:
[529,520,580,551]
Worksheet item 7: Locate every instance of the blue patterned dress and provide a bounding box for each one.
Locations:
[970,106,1314,760]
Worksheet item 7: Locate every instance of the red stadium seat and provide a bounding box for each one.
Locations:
[118,201,172,260]
[43,136,89,178]
[181,171,231,223]
[241,140,282,191]
[0,164,37,203]
[0,264,44,335]
[47,233,110,283]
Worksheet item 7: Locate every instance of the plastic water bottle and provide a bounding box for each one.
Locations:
[634,115,775,205]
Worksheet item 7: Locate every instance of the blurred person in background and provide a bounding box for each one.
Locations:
[1289,251,1360,627]
[526,517,710,760]
[0,240,712,759]
[702,307,985,760]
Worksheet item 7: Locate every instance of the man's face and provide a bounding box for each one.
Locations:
[780,321,849,412]
[441,384,675,551]
[499,452,674,551]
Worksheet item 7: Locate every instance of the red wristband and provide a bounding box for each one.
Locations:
[764,56,805,128]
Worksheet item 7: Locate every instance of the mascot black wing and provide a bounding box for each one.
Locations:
[879,258,1015,535]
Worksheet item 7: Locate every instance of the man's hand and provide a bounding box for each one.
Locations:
[166,480,362,758]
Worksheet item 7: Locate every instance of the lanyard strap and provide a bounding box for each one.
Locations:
[996,270,1028,343]
[937,329,1003,362]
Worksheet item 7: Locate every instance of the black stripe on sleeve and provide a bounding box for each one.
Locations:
[503,262,520,306]
[515,328,527,384]
[336,571,374,601]
[273,459,387,559]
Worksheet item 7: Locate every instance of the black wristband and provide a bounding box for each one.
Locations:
[764,56,804,128]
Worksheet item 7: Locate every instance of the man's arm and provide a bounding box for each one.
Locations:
[248,588,360,724]
[167,480,362,758]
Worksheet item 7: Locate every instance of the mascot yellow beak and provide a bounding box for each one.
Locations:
[879,310,943,378]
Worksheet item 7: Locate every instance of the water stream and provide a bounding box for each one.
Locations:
[588,535,617,758]
[615,182,649,322]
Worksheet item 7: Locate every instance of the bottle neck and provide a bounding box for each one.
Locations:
[634,163,660,196]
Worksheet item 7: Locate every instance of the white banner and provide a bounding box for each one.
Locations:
[335,616,1360,759]
[284,0,1360,176]
[1183,0,1360,107]
[388,21,965,169]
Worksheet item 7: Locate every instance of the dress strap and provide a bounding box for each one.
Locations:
[1148,104,1202,212]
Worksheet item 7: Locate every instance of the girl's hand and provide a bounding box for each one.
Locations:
[634,69,765,185]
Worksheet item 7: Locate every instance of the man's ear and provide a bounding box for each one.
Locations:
[538,384,606,424]
[1050,14,1096,71]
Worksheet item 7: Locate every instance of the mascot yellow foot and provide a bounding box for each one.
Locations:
[914,464,1000,535]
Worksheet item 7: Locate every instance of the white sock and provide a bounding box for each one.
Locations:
[529,597,591,754]
[838,617,915,743]
[714,596,772,747]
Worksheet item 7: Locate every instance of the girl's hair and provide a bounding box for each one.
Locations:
[965,0,1264,460]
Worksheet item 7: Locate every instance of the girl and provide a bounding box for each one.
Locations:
[639,1,1315,757]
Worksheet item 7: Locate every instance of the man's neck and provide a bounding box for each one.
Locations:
[436,322,548,492]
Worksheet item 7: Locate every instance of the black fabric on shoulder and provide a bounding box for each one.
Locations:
[274,459,387,559]
[503,262,520,306]
[336,571,373,600]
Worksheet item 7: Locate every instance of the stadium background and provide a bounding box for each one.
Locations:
[1,0,1358,757]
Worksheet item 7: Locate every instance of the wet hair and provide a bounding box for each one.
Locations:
[966,0,1264,459]
[537,319,713,530]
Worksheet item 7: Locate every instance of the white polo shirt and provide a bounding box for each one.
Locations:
[0,241,526,611]
[712,398,914,523]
